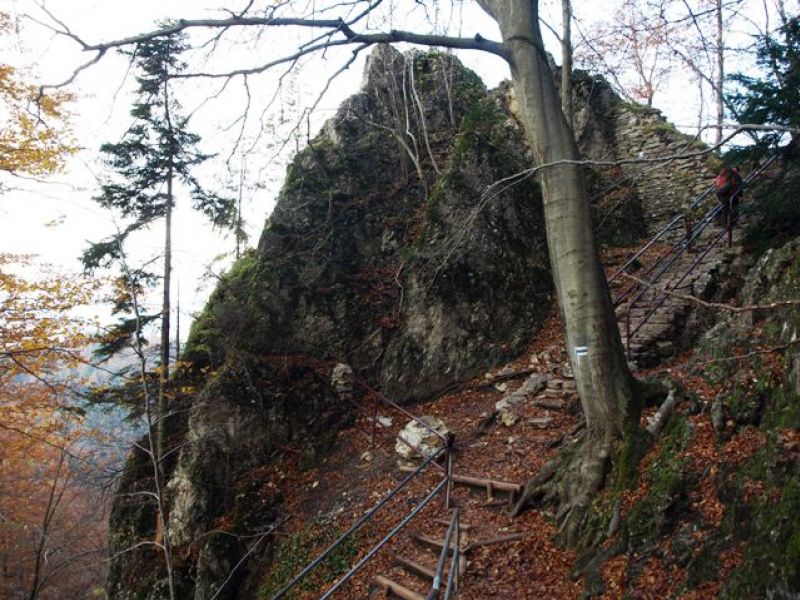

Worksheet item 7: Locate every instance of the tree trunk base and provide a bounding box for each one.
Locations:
[511,429,612,546]
[512,378,678,547]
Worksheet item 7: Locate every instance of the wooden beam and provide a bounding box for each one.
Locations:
[372,575,424,600]
[397,466,522,495]
[393,555,435,581]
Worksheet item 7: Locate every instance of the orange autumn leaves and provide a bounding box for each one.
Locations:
[0,255,108,598]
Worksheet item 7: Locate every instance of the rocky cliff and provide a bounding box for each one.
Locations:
[106,46,720,599]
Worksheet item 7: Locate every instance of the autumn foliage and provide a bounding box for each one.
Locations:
[0,255,109,599]
[0,13,75,177]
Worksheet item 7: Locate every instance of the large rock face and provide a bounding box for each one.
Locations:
[188,46,552,402]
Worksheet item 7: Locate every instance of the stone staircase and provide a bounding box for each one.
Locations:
[611,218,745,367]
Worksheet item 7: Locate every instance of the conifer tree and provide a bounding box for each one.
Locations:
[83,31,234,464]
[728,16,800,150]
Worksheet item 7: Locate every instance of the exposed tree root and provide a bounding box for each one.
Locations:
[510,429,611,546]
[511,378,683,548]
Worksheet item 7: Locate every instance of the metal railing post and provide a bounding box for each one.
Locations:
[686,212,693,252]
[444,515,460,599]
[445,435,454,510]
[427,507,459,600]
[625,307,632,360]
[371,392,379,450]
[727,196,733,248]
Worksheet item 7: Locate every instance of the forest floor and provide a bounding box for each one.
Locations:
[257,295,771,599]
[251,231,795,599]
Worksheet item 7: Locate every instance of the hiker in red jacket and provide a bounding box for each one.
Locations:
[715,166,744,227]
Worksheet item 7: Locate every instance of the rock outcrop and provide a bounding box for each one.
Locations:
[186,46,553,403]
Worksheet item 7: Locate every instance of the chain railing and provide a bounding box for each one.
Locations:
[612,152,780,359]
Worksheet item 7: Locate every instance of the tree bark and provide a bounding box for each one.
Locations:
[561,0,573,128]
[476,0,637,544]
[157,173,172,471]
[157,70,174,474]
[715,0,724,145]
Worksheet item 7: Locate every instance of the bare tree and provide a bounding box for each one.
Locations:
[575,0,676,107]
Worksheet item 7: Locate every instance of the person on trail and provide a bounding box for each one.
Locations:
[715,165,744,227]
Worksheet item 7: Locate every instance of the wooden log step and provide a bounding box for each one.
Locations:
[412,532,456,551]
[397,467,522,496]
[451,473,522,495]
[392,554,435,581]
[372,575,424,600]
[432,518,473,530]
[412,531,526,554]
[408,534,468,574]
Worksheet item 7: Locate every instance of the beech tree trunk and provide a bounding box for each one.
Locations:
[477,0,637,544]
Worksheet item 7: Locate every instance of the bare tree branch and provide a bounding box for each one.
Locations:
[34,10,507,89]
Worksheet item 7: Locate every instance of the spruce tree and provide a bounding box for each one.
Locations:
[83,31,234,463]
[728,16,800,151]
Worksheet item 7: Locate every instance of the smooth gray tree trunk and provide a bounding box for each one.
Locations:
[477,0,637,543]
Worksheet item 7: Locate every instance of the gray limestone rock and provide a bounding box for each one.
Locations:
[395,415,451,463]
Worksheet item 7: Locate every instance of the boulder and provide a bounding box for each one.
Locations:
[395,415,450,463]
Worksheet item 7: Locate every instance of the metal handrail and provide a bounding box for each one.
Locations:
[354,378,448,445]
[427,507,460,600]
[618,152,780,357]
[271,371,459,599]
[608,185,716,287]
[319,477,448,599]
[611,186,720,308]
[337,375,449,471]
[443,518,460,600]
[625,207,731,348]
[271,447,448,599]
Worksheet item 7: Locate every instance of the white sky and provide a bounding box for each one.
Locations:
[0,0,784,338]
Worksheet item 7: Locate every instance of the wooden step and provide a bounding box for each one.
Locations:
[397,468,522,497]
[393,554,435,582]
[431,518,473,531]
[407,534,468,577]
[372,575,424,600]
[412,532,456,552]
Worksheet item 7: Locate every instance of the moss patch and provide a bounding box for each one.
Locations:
[258,520,358,599]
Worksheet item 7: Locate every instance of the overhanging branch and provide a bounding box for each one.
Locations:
[35,9,508,87]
